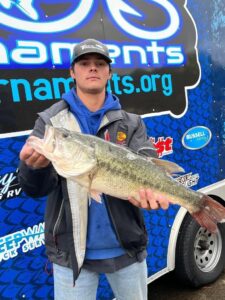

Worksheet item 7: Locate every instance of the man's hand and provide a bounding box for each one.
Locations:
[128,188,170,210]
[20,142,50,169]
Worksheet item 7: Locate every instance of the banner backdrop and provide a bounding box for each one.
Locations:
[0,0,200,134]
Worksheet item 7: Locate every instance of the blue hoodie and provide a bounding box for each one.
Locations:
[62,88,126,259]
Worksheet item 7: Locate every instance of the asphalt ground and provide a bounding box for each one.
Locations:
[148,269,225,300]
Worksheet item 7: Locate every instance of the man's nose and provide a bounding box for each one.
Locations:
[90,63,97,71]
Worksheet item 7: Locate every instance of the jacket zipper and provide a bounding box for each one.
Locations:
[53,198,65,248]
[105,198,134,257]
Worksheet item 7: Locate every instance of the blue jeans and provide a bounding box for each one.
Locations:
[53,260,147,300]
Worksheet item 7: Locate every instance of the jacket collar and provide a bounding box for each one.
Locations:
[98,109,123,131]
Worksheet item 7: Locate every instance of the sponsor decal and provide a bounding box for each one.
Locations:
[175,172,199,188]
[116,131,127,144]
[150,137,173,158]
[0,170,22,200]
[0,223,45,262]
[182,126,212,150]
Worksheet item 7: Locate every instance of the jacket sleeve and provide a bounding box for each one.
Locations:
[18,117,59,198]
[129,116,158,158]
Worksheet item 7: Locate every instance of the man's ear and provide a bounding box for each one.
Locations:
[108,69,112,80]
[70,68,75,79]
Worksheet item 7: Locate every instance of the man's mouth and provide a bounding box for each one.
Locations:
[87,76,100,80]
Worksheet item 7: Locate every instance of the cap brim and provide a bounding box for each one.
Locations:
[72,50,112,64]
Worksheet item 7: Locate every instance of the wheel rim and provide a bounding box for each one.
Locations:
[194,227,222,272]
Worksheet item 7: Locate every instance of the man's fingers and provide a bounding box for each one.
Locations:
[32,155,50,169]
[127,196,141,208]
[19,143,34,160]
[26,154,50,169]
[128,188,170,210]
[156,194,170,210]
[20,142,50,169]
[138,188,148,209]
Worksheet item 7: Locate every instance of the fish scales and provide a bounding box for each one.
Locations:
[27,125,225,233]
[92,137,201,208]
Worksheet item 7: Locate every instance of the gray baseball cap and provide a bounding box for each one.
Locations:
[71,39,112,64]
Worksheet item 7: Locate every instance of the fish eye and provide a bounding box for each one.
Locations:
[62,133,69,138]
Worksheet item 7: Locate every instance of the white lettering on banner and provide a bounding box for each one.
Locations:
[0,77,74,102]
[0,42,9,64]
[0,0,94,33]
[0,0,181,36]
[11,41,47,64]
[0,170,22,200]
[105,0,180,40]
[0,40,184,67]
[51,42,76,64]
[0,223,45,262]
[186,132,206,139]
[5,188,22,198]
[0,1,193,67]
[0,72,172,103]
[0,172,16,194]
[175,173,200,188]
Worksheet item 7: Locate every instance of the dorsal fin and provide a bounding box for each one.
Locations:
[148,157,185,175]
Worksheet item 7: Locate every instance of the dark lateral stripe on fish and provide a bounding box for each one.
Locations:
[98,158,152,186]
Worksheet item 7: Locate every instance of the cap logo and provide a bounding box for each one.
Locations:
[81,44,105,52]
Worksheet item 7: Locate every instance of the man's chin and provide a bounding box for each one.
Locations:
[85,87,105,94]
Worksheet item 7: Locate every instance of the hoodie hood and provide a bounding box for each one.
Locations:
[62,88,121,134]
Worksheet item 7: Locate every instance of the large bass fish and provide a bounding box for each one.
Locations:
[27,125,225,233]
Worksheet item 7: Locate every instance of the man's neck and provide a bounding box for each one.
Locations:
[77,89,106,112]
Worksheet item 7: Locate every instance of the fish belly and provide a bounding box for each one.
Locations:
[91,167,139,200]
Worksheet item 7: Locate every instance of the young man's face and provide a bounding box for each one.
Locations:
[70,54,111,95]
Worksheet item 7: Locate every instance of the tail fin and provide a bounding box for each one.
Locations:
[192,195,225,233]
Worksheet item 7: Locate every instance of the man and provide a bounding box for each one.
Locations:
[18,39,169,300]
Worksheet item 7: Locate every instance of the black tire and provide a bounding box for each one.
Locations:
[175,212,225,287]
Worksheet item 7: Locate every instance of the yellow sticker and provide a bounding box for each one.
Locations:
[117,131,127,142]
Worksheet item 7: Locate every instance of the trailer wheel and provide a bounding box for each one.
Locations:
[175,213,225,287]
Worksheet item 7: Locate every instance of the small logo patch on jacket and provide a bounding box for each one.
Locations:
[116,131,127,145]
